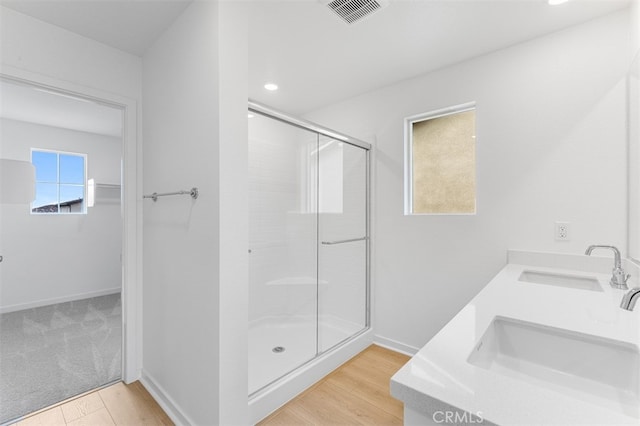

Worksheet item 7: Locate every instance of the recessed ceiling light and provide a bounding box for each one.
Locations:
[548,0,569,5]
[248,113,255,118]
[264,83,279,91]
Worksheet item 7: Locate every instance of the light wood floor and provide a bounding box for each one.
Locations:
[258,344,411,425]
[12,344,409,426]
[12,381,173,426]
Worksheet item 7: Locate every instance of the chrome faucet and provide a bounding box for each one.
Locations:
[621,288,640,311]
[584,245,629,290]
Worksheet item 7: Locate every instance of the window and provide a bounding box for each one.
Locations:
[31,149,87,214]
[404,103,476,215]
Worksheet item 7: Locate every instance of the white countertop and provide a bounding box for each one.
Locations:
[391,251,640,425]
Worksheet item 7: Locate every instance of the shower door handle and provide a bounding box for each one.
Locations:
[321,237,368,245]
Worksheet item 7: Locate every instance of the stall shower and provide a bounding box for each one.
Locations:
[248,103,371,397]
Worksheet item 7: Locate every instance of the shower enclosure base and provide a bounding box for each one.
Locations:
[249,315,364,394]
[248,317,372,424]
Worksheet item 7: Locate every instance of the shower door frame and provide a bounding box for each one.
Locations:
[248,99,372,383]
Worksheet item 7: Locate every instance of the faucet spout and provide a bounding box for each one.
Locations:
[584,245,629,290]
[620,287,640,311]
[585,245,621,267]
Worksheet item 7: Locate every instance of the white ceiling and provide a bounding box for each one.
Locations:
[248,0,631,114]
[0,0,632,128]
[0,0,192,56]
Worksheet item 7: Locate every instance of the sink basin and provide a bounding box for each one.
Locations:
[468,317,640,414]
[518,270,602,292]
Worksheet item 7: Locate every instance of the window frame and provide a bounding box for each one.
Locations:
[31,148,88,215]
[404,102,477,215]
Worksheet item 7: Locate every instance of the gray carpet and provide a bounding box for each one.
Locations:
[0,293,121,424]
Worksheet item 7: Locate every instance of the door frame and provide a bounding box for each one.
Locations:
[0,67,141,383]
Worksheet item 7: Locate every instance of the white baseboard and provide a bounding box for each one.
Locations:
[374,334,420,356]
[140,371,193,426]
[0,287,121,314]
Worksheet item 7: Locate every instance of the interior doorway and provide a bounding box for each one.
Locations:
[0,76,128,423]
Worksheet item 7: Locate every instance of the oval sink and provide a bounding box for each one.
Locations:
[518,270,602,292]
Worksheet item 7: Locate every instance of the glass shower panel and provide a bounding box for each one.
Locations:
[317,136,368,353]
[248,113,319,395]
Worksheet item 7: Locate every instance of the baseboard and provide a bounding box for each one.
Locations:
[140,371,193,426]
[0,287,121,314]
[374,334,419,356]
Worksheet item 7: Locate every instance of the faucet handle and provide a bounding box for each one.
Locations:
[611,270,630,290]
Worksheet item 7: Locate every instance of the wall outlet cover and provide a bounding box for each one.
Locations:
[555,222,570,241]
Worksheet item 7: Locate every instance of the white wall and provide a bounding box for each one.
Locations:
[142,1,249,424]
[306,10,631,352]
[0,6,141,98]
[217,2,249,421]
[632,0,639,56]
[629,1,640,260]
[142,2,220,423]
[0,118,121,312]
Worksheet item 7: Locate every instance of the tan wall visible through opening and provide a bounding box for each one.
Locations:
[411,109,476,214]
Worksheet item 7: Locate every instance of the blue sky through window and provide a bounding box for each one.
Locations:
[31,150,86,213]
[33,151,56,182]
[60,154,85,184]
[34,183,58,208]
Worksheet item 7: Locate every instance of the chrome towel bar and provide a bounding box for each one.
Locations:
[143,187,199,202]
[321,236,368,245]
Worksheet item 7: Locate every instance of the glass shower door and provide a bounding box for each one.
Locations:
[317,136,369,353]
[248,105,371,397]
[248,113,319,394]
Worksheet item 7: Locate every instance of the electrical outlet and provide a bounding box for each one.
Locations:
[555,222,570,241]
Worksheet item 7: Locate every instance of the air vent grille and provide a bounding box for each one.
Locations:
[326,0,385,25]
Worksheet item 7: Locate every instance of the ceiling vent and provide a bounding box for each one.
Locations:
[324,0,389,25]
